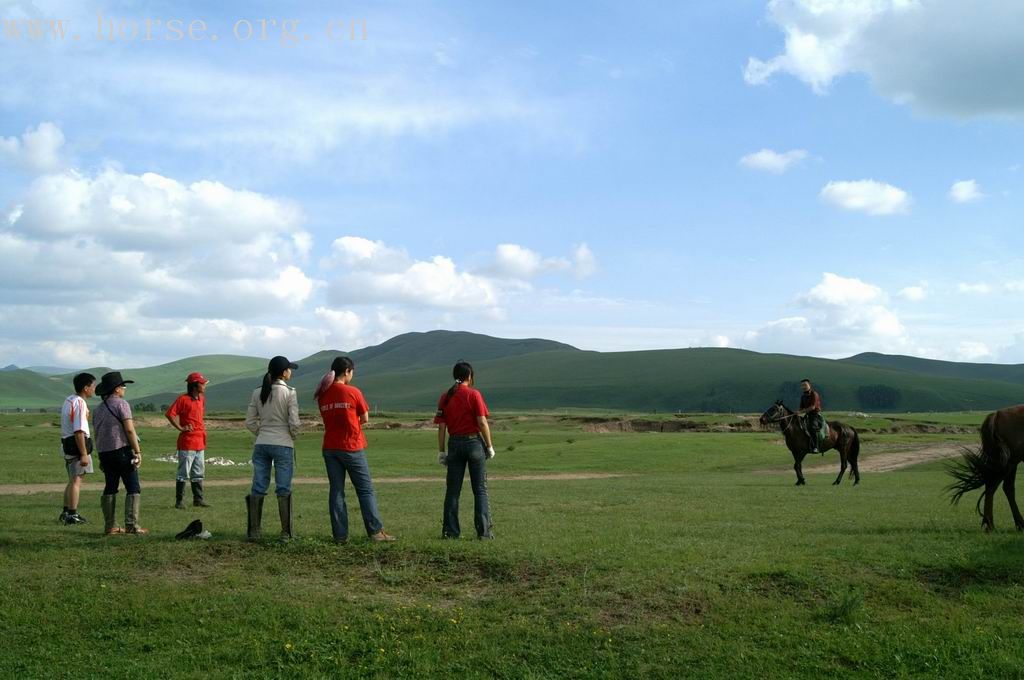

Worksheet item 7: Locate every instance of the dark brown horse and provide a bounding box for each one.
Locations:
[760,400,861,486]
[947,406,1024,533]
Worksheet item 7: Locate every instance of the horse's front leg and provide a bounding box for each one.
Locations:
[793,452,807,486]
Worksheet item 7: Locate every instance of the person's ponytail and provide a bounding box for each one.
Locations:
[443,361,474,405]
[259,372,273,405]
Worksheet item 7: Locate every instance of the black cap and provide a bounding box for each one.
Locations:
[268,356,298,375]
[96,371,135,396]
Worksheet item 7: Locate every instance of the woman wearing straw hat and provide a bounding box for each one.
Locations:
[92,371,147,535]
[244,356,300,540]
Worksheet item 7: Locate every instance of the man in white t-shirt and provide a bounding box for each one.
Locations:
[60,372,96,525]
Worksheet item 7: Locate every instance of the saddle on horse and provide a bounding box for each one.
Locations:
[801,413,829,453]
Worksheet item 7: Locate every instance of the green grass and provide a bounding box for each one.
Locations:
[1,413,1021,677]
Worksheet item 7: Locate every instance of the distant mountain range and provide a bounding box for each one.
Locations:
[3,330,1024,413]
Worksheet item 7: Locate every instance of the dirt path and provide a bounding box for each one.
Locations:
[0,472,631,496]
[755,443,963,475]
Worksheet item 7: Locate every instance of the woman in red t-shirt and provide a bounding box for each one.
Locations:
[434,361,495,539]
[317,356,396,543]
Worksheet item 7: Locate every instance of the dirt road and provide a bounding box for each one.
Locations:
[756,443,963,475]
[0,472,631,496]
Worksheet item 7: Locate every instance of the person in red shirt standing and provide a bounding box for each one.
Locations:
[434,361,495,539]
[317,357,396,543]
[165,372,212,509]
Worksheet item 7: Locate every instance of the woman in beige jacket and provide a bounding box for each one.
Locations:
[244,355,300,540]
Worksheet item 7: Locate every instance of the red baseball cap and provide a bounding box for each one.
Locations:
[186,372,210,384]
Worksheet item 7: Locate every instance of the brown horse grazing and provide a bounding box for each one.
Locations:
[947,406,1024,533]
[759,400,861,486]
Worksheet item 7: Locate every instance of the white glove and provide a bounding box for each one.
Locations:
[437,451,448,466]
[486,446,496,460]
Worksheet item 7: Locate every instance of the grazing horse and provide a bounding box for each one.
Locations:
[947,406,1024,533]
[759,400,861,486]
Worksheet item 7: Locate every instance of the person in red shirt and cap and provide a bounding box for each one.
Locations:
[165,372,212,509]
[434,360,495,539]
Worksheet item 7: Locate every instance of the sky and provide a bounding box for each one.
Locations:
[2,0,1024,368]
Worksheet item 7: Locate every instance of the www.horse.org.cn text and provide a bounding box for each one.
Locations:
[1,14,368,46]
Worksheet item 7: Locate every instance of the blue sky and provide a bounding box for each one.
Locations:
[2,0,1024,367]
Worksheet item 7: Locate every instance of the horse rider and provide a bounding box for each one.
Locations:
[795,378,824,453]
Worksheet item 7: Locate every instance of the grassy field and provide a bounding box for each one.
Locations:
[1,411,1022,678]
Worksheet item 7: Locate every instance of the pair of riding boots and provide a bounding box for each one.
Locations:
[175,480,210,509]
[245,494,292,541]
[101,493,147,534]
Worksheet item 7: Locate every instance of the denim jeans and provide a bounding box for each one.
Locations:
[250,444,294,497]
[322,449,384,540]
[99,447,141,495]
[443,435,492,538]
[176,450,205,482]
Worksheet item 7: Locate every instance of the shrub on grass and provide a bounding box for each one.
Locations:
[821,587,864,625]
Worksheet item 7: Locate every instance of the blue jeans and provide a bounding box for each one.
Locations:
[322,450,384,540]
[250,444,294,497]
[99,447,141,495]
[176,450,205,482]
[443,435,492,538]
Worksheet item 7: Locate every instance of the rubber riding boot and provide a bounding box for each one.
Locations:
[175,481,186,509]
[101,494,122,535]
[124,493,149,534]
[246,495,263,541]
[191,480,210,507]
[277,494,293,541]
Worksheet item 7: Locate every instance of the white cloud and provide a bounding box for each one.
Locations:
[483,242,597,281]
[37,340,113,368]
[0,45,563,171]
[739,148,808,173]
[708,334,731,348]
[957,282,992,294]
[12,167,307,255]
[747,273,908,356]
[327,238,500,312]
[949,179,984,203]
[747,0,1024,118]
[1,123,316,323]
[954,341,993,362]
[490,243,570,279]
[898,285,927,302]
[0,121,65,173]
[313,307,364,347]
[820,179,910,215]
[573,243,598,279]
[324,236,410,272]
[803,272,885,307]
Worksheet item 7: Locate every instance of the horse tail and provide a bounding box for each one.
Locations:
[946,412,1008,515]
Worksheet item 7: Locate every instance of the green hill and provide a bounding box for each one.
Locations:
[0,369,72,408]
[841,352,1024,385]
[340,347,1024,413]
[197,331,579,410]
[6,332,1024,413]
[51,355,268,410]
